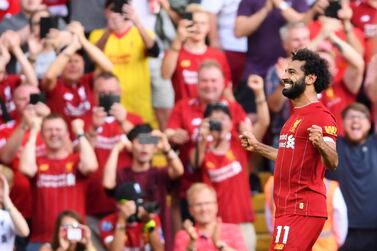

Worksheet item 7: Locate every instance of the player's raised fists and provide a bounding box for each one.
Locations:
[307,125,324,148]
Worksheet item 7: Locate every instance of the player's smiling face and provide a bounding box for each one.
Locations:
[343,110,371,144]
[281,59,307,100]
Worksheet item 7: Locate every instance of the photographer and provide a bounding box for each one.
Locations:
[40,210,96,251]
[99,182,164,251]
[103,123,183,249]
[189,75,269,251]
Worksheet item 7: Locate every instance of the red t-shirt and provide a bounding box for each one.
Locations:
[46,73,95,126]
[171,47,232,102]
[0,0,20,20]
[167,98,247,198]
[319,80,356,136]
[86,114,143,216]
[31,153,87,242]
[351,0,377,63]
[274,102,337,218]
[99,213,163,249]
[0,119,45,219]
[0,75,22,123]
[201,138,255,224]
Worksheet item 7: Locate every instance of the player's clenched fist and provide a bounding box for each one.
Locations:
[239,131,258,152]
[307,125,324,148]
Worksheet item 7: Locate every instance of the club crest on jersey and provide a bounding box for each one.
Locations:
[39,164,49,172]
[289,119,301,133]
[65,162,73,172]
[324,126,337,136]
[181,59,191,68]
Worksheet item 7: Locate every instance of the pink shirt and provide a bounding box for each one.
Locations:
[174,223,247,251]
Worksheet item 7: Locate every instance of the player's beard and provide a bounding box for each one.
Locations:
[282,76,306,100]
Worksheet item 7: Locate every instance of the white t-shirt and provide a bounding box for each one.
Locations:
[201,0,247,52]
[0,209,16,251]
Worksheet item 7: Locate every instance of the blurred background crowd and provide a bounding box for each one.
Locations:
[0,0,376,250]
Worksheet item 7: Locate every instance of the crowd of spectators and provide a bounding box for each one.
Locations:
[0,0,376,250]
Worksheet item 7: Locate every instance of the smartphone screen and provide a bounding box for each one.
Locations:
[39,17,59,38]
[324,1,342,19]
[112,0,129,13]
[138,133,160,145]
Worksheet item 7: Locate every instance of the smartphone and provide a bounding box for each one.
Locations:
[99,94,120,114]
[182,12,193,21]
[39,16,59,38]
[138,133,160,145]
[209,120,222,131]
[64,226,83,241]
[29,93,46,105]
[324,0,342,19]
[112,0,129,13]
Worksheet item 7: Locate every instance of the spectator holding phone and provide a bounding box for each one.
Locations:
[19,114,98,251]
[103,124,184,249]
[99,182,164,251]
[84,72,143,251]
[43,21,113,132]
[161,7,234,103]
[40,210,96,251]
[0,31,38,123]
[0,167,30,251]
[90,0,159,128]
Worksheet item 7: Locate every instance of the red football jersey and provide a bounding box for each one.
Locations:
[86,114,143,216]
[171,47,231,102]
[351,0,377,63]
[201,138,254,223]
[274,102,337,218]
[319,79,356,136]
[31,154,87,242]
[0,120,46,219]
[45,73,95,126]
[0,75,22,122]
[167,98,247,198]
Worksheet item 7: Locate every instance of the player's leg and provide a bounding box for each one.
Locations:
[269,215,326,251]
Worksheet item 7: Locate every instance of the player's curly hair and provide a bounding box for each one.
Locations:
[292,48,331,93]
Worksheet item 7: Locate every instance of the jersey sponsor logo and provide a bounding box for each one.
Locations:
[365,23,377,38]
[37,173,76,188]
[207,160,242,183]
[180,59,191,68]
[324,126,337,136]
[279,134,295,149]
[289,119,301,133]
[95,135,122,149]
[182,69,198,85]
[39,164,49,172]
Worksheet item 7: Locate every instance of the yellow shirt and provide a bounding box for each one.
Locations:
[90,28,156,127]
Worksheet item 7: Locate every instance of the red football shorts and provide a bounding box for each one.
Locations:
[269,214,326,251]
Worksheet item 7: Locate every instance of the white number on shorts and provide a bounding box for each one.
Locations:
[274,225,290,244]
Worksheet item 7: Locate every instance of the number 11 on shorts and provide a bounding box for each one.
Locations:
[275,225,290,244]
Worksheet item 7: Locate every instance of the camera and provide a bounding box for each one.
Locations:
[99,94,120,114]
[63,225,83,241]
[209,120,222,131]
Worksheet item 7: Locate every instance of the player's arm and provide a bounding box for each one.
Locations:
[308,125,338,171]
[239,131,278,161]
[72,119,98,175]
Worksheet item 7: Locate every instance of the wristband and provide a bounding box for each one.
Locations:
[76,133,85,139]
[143,219,156,233]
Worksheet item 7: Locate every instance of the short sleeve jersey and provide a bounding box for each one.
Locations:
[274,102,337,218]
[30,154,87,242]
[201,138,254,223]
[45,73,95,125]
[86,114,143,216]
[171,47,231,102]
